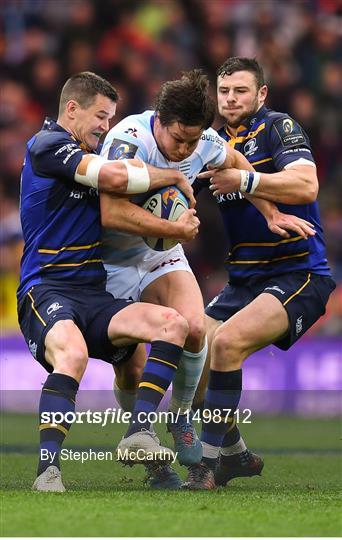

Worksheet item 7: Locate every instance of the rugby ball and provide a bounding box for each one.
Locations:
[142,185,189,251]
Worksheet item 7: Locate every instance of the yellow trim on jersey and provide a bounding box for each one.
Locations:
[230,235,303,254]
[41,259,102,269]
[148,357,178,369]
[139,382,166,395]
[38,242,101,254]
[283,273,311,306]
[27,291,47,327]
[227,123,266,146]
[250,157,273,166]
[39,423,68,435]
[228,251,310,265]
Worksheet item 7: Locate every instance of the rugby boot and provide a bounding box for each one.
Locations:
[182,462,216,490]
[116,429,176,464]
[167,414,202,465]
[144,462,182,490]
[32,465,65,492]
[215,449,264,486]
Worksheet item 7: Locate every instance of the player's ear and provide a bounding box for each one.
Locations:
[259,85,268,102]
[66,100,79,118]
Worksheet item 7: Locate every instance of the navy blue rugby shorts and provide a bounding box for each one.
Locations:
[18,284,137,372]
[205,271,336,350]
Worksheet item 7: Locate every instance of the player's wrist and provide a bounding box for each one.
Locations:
[123,159,150,194]
[239,170,260,194]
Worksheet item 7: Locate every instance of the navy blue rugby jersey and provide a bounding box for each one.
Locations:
[196,105,331,283]
[17,118,106,300]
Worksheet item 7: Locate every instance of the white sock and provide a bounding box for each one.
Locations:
[202,441,220,460]
[220,437,247,456]
[169,338,208,414]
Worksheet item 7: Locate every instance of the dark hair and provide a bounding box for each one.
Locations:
[217,57,265,89]
[154,69,215,129]
[59,71,118,114]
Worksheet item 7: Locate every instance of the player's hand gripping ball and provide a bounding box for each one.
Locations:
[142,185,189,251]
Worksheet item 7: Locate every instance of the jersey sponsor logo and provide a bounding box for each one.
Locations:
[124,127,138,138]
[69,188,97,199]
[264,285,285,295]
[109,347,131,364]
[200,133,224,147]
[295,315,303,335]
[207,295,219,308]
[47,302,63,315]
[273,117,306,147]
[55,144,82,165]
[151,258,181,272]
[28,339,37,358]
[243,138,258,156]
[216,192,244,204]
[108,139,138,160]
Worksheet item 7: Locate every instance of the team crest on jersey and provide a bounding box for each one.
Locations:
[244,138,258,156]
[108,139,138,160]
[274,117,305,148]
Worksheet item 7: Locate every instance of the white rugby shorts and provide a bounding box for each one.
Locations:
[105,244,193,301]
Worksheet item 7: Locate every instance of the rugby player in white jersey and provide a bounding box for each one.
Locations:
[100,70,315,488]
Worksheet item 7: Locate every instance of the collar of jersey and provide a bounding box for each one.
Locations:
[224,105,269,139]
[42,116,92,153]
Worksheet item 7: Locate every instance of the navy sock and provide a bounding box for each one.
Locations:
[221,423,241,447]
[126,341,182,436]
[38,373,79,476]
[201,369,242,467]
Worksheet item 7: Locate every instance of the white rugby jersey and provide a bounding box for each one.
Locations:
[100,110,227,264]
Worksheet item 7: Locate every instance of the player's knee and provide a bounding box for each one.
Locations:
[211,328,243,370]
[159,308,189,344]
[186,316,206,348]
[53,346,88,380]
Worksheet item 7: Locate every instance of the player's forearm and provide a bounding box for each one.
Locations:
[251,166,318,204]
[100,195,184,238]
[244,194,279,222]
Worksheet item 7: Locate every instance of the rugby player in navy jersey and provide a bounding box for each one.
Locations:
[185,58,336,489]
[17,71,203,492]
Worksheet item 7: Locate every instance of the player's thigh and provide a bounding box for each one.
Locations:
[142,269,204,316]
[114,343,147,390]
[141,270,205,349]
[45,319,89,380]
[107,302,188,347]
[215,293,289,357]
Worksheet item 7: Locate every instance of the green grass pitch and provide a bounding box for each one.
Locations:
[1,413,341,537]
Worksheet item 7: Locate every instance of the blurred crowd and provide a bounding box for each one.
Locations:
[1,0,341,333]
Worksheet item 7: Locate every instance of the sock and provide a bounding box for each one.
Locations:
[38,373,79,476]
[126,341,182,436]
[169,338,208,415]
[220,423,247,455]
[114,379,137,412]
[201,369,242,469]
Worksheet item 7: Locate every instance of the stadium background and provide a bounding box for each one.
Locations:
[1,0,341,401]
